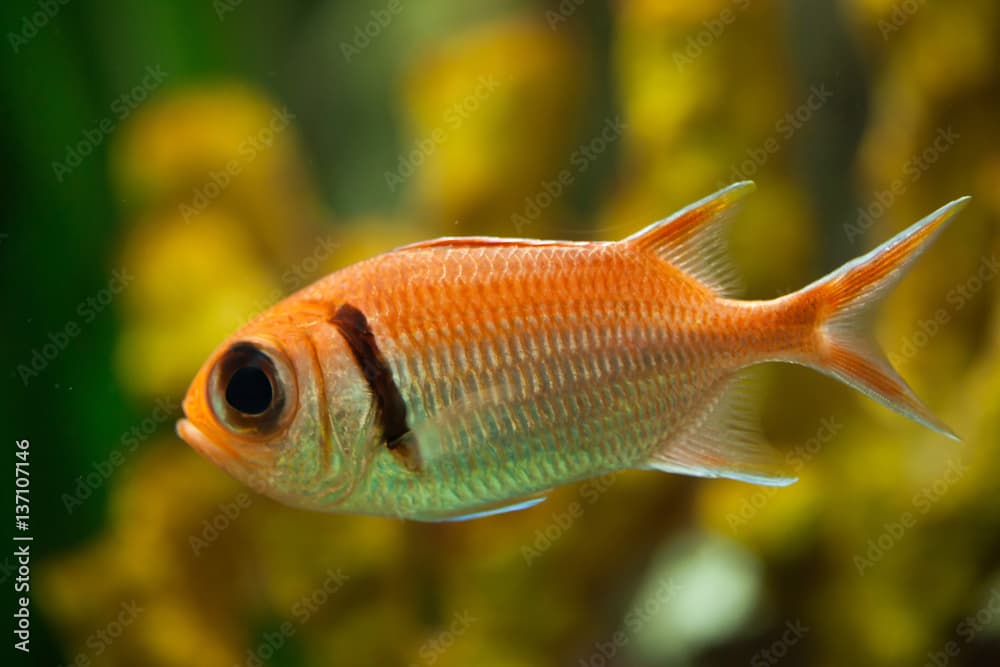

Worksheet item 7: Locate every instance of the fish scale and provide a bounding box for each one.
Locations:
[370,241,743,513]
[395,307,725,507]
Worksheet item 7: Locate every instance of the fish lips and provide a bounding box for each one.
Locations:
[176,417,239,466]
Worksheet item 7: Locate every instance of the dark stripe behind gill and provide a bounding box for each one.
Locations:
[329,303,411,446]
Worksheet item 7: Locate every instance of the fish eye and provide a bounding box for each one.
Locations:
[226,365,273,415]
[210,342,293,434]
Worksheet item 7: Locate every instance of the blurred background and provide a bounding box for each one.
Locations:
[2,0,1000,665]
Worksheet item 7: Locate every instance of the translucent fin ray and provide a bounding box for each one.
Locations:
[421,496,547,522]
[644,370,796,486]
[623,181,756,296]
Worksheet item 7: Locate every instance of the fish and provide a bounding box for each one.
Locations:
[176,182,969,521]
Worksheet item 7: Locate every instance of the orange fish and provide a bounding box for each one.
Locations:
[177,182,969,521]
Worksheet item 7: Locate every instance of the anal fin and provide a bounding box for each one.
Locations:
[644,370,795,487]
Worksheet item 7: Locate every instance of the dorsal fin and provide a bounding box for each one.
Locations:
[397,237,593,251]
[623,181,755,295]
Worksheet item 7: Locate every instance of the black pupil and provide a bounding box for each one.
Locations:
[225,366,273,415]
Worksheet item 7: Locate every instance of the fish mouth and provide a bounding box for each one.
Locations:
[176,418,238,465]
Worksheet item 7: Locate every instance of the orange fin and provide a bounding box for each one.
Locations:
[396,236,592,251]
[623,181,755,296]
[786,196,971,439]
[645,369,796,486]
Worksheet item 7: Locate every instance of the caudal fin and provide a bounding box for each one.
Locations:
[785,197,970,440]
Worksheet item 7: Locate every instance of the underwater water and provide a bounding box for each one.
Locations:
[3,1,1000,665]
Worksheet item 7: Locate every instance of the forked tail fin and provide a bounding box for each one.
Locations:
[783,197,970,439]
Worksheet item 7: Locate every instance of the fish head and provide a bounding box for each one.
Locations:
[177,299,376,511]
